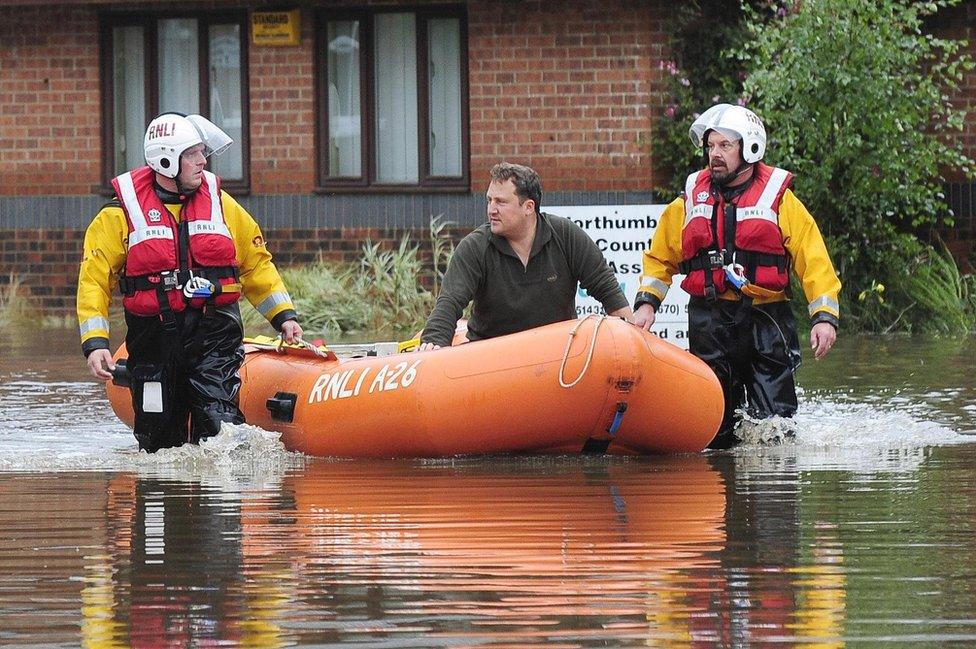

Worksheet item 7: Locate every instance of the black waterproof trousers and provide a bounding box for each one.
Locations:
[124,307,245,453]
[688,297,801,449]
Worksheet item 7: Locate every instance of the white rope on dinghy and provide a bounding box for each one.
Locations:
[558,315,608,389]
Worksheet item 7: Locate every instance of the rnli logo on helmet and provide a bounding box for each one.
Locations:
[148,208,162,223]
[696,191,710,203]
[147,122,176,140]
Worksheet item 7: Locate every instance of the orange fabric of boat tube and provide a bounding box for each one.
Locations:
[106,317,724,456]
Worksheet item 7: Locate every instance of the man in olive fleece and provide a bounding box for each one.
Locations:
[419,162,633,350]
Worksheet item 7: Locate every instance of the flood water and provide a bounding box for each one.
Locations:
[1,328,975,646]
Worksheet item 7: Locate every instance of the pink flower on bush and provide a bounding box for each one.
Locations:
[657,60,679,76]
[665,105,676,118]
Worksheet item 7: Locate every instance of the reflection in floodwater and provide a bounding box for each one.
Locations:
[0,439,975,644]
[14,452,940,646]
[72,458,731,646]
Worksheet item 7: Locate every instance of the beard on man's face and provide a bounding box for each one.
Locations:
[709,164,735,186]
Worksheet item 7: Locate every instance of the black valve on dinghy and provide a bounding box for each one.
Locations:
[111,358,131,388]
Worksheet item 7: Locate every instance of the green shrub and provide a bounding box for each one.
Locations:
[653,1,753,197]
[738,0,974,332]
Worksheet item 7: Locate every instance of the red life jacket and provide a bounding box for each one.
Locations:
[112,166,241,317]
[678,162,792,298]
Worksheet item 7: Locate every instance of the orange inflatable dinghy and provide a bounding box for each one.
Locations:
[106,316,723,456]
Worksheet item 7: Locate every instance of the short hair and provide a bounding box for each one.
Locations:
[490,162,542,213]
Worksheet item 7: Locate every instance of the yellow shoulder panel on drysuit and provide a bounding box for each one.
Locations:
[77,205,128,345]
[778,190,842,320]
[638,197,685,303]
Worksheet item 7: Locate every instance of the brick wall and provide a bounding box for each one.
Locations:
[0,0,666,197]
[0,5,101,195]
[248,7,317,193]
[1,229,85,315]
[3,0,974,197]
[467,0,662,191]
[932,2,976,179]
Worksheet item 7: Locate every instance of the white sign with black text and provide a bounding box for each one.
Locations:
[547,204,690,349]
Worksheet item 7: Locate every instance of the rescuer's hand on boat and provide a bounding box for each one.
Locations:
[280,319,304,344]
[417,342,441,352]
[634,304,656,331]
[87,349,115,381]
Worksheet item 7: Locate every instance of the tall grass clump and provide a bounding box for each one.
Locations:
[848,242,976,334]
[965,272,976,323]
[241,216,456,340]
[354,237,435,337]
[428,215,454,297]
[902,245,976,334]
[0,275,35,329]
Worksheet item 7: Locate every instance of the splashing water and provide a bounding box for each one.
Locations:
[727,397,967,474]
[126,423,310,480]
[0,416,308,483]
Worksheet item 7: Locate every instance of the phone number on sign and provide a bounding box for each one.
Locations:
[576,305,607,316]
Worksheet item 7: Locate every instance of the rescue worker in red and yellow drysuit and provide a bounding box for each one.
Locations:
[634,104,840,449]
[77,112,305,452]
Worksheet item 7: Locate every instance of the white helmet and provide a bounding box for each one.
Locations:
[143,113,233,178]
[689,103,766,163]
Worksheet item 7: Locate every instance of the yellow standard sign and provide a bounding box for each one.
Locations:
[251,9,301,46]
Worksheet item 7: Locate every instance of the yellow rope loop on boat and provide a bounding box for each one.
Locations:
[273,335,332,359]
[558,315,606,389]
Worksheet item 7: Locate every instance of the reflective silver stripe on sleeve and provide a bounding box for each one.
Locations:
[639,277,670,299]
[756,167,789,209]
[808,295,840,316]
[79,316,111,337]
[255,291,293,318]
